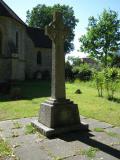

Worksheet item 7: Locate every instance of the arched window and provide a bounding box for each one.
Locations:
[37,51,42,65]
[0,31,2,55]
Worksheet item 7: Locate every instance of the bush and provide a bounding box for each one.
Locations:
[72,64,93,81]
[94,67,120,99]
[94,70,104,97]
[72,66,80,79]
[104,67,120,99]
[65,61,74,81]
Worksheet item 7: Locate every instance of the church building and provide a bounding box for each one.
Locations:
[0,0,52,83]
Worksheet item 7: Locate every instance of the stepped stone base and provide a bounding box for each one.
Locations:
[32,98,89,137]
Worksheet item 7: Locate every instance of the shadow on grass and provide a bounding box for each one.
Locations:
[57,131,120,159]
[108,97,120,103]
[0,80,51,102]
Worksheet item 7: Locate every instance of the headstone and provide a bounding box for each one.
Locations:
[32,12,88,137]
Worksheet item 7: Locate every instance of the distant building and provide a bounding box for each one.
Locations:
[80,57,98,67]
[0,0,52,82]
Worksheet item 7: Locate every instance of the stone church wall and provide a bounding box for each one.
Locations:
[25,35,52,79]
[0,17,26,81]
[0,16,52,81]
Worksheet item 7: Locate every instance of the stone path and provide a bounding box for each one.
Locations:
[0,116,120,160]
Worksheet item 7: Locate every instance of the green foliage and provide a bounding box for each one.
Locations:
[93,127,104,132]
[0,138,12,157]
[78,63,93,81]
[94,67,120,99]
[80,147,99,158]
[25,124,37,134]
[67,56,82,66]
[72,63,93,81]
[94,70,104,97]
[111,55,120,67]
[79,9,120,66]
[104,67,120,99]
[72,66,80,78]
[26,4,78,53]
[12,122,22,129]
[65,61,73,81]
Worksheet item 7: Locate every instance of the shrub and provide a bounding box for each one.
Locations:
[65,61,74,81]
[94,67,120,99]
[72,66,80,79]
[72,64,93,81]
[94,70,104,97]
[104,67,120,99]
[78,64,93,81]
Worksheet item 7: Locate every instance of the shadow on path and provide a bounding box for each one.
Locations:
[57,131,120,159]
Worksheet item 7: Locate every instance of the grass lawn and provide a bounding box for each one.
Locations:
[0,80,120,126]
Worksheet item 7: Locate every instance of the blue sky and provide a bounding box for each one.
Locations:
[4,0,120,57]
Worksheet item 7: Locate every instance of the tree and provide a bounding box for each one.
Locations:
[26,4,78,53]
[79,9,120,67]
[67,56,82,66]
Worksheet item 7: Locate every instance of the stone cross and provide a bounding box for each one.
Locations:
[32,11,88,137]
[45,12,69,100]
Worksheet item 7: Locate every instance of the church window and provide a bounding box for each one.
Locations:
[37,51,42,65]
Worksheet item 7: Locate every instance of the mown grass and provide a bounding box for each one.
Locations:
[66,81,120,126]
[0,80,120,126]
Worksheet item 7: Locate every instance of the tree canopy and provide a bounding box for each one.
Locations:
[26,4,79,53]
[79,9,120,66]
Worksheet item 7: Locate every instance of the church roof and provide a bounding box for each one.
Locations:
[0,0,25,25]
[0,0,52,49]
[27,27,52,48]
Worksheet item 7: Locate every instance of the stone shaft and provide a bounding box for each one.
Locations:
[45,12,68,99]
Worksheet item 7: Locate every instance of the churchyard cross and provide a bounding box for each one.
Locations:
[45,12,69,99]
[32,12,88,137]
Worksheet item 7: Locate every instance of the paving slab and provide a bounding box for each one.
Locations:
[64,155,88,160]
[104,127,120,135]
[82,117,113,130]
[14,142,52,160]
[42,137,90,159]
[95,151,120,160]
[0,117,120,160]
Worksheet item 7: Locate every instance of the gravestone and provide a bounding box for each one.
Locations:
[32,12,88,137]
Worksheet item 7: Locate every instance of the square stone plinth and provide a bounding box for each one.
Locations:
[32,98,89,137]
[32,120,88,137]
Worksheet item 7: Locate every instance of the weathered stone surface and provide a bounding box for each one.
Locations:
[82,118,113,130]
[65,155,88,160]
[42,138,89,159]
[0,9,52,82]
[105,127,120,135]
[38,99,80,128]
[32,120,88,137]
[95,151,120,160]
[45,12,69,99]
[14,142,52,160]
[33,12,88,137]
[0,117,120,160]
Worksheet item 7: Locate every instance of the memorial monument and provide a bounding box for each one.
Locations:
[32,12,88,137]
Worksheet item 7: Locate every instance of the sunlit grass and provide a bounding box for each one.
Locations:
[0,80,120,126]
[0,138,12,158]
